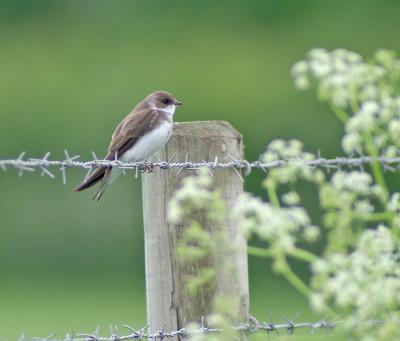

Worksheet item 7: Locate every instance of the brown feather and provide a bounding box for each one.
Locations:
[91,168,112,201]
[106,108,159,159]
[74,166,107,192]
[74,109,161,199]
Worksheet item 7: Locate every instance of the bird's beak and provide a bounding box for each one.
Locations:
[175,100,183,106]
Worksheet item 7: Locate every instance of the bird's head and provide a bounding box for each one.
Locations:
[145,91,182,114]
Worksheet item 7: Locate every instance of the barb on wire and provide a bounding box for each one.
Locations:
[20,316,337,341]
[2,151,400,184]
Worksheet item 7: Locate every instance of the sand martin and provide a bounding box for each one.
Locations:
[74,91,182,200]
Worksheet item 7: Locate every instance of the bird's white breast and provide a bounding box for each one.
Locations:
[121,121,172,162]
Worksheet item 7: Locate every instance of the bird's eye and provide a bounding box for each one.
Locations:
[162,98,171,104]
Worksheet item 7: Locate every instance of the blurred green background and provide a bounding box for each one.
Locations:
[0,1,399,339]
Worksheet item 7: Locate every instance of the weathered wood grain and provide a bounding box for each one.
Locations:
[142,121,249,337]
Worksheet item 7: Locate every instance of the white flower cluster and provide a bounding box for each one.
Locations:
[388,193,400,212]
[262,139,323,185]
[321,170,385,208]
[292,48,400,156]
[388,193,400,229]
[343,96,400,155]
[318,171,387,251]
[320,171,384,230]
[330,171,379,196]
[233,193,319,253]
[292,48,388,108]
[311,226,400,340]
[168,168,225,225]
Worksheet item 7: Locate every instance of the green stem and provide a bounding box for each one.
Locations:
[279,257,311,299]
[290,247,319,263]
[266,181,280,208]
[329,103,349,123]
[254,250,338,316]
[349,94,360,114]
[279,257,338,316]
[248,245,318,263]
[364,133,389,201]
[327,102,388,199]
[365,212,394,222]
[247,246,273,258]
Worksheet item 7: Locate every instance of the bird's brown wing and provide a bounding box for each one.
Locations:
[106,108,159,160]
[74,108,158,192]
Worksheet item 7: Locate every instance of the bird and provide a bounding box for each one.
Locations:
[74,90,182,201]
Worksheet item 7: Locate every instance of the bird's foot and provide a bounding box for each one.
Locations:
[145,163,155,172]
[141,162,155,173]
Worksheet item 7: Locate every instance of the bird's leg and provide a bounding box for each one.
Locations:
[145,163,154,173]
[141,152,154,173]
[140,162,154,173]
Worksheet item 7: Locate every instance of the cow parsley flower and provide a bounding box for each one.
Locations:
[388,193,400,212]
[330,171,373,195]
[233,193,318,253]
[262,139,318,185]
[282,191,300,206]
[311,226,400,340]
[388,120,400,145]
[345,100,380,133]
[341,132,362,154]
[387,193,400,229]
[354,200,374,215]
[319,171,383,250]
[293,48,400,156]
[168,168,225,224]
[292,48,389,109]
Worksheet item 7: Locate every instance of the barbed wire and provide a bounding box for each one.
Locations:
[21,316,400,341]
[2,150,400,184]
[20,316,338,341]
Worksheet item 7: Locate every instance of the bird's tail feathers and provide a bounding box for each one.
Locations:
[91,168,112,201]
[74,166,107,192]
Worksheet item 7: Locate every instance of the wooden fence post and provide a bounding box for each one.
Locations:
[142,121,249,335]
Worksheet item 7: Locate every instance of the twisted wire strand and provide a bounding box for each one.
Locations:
[22,316,337,341]
[1,151,400,184]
